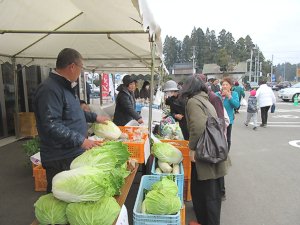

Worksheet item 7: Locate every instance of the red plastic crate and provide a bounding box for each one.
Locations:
[33,164,47,192]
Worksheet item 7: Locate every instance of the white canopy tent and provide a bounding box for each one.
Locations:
[0,0,166,136]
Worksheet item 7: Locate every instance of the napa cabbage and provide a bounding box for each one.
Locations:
[52,166,116,203]
[93,121,122,140]
[152,142,183,164]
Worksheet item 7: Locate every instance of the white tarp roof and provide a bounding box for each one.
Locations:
[0,0,164,74]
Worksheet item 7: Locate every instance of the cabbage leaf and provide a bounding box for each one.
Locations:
[152,142,183,164]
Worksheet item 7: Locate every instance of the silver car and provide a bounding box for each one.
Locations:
[278,82,300,102]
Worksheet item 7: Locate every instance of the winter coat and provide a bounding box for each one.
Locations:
[216,91,240,124]
[185,92,229,180]
[247,96,258,113]
[165,96,189,140]
[232,85,245,100]
[33,72,97,162]
[256,84,276,108]
[139,88,150,99]
[113,84,141,126]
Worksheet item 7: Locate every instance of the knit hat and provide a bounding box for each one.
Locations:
[250,89,256,96]
[122,75,136,86]
[234,81,239,86]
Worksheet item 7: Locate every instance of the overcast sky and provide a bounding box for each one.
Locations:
[146,0,300,65]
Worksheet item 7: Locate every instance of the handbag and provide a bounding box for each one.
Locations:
[271,104,275,113]
[195,102,229,164]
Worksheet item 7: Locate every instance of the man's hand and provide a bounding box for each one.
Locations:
[137,118,144,124]
[96,115,110,124]
[81,139,102,150]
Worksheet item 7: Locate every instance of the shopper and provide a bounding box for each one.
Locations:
[139,80,151,100]
[256,78,276,127]
[181,76,229,225]
[33,48,109,193]
[244,90,258,130]
[232,81,245,113]
[113,75,143,126]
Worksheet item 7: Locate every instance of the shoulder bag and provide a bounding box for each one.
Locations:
[195,101,229,164]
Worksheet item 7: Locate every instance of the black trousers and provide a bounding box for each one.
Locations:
[260,106,271,125]
[191,163,222,225]
[43,157,77,193]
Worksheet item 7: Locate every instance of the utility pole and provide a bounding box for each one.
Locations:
[271,55,273,81]
[192,46,196,75]
[254,57,257,83]
[283,62,286,81]
[257,49,260,83]
[249,49,253,82]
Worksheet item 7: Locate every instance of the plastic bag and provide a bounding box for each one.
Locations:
[240,98,247,106]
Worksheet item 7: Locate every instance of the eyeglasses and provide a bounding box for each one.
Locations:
[74,62,85,70]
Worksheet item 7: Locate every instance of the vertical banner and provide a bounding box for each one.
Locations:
[297,68,300,77]
[101,73,109,97]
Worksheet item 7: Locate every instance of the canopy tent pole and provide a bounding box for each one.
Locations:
[148,40,156,135]
[12,57,20,138]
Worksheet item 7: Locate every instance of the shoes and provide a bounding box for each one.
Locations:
[260,123,264,127]
[244,122,248,126]
[189,220,201,225]
[253,127,257,131]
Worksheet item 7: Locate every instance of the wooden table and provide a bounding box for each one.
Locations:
[31,163,138,225]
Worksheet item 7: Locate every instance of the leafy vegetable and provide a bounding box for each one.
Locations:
[143,189,181,215]
[22,137,40,157]
[102,141,131,167]
[93,121,122,140]
[52,166,116,203]
[152,142,183,164]
[70,148,118,171]
[151,177,178,196]
[66,197,120,225]
[34,193,68,225]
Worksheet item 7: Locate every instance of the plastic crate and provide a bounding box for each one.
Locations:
[33,164,47,192]
[184,179,192,202]
[180,204,185,225]
[133,175,181,225]
[160,140,191,179]
[151,157,184,203]
[119,126,148,163]
[118,126,148,139]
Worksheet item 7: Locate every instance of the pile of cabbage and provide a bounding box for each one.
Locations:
[34,141,130,225]
[142,177,181,215]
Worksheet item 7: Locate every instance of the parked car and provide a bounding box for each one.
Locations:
[278,82,300,102]
[267,82,277,90]
[273,81,291,91]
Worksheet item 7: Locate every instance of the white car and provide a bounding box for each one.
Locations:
[278,82,300,102]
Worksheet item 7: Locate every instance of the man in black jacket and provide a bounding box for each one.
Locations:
[33,48,109,193]
[113,75,143,126]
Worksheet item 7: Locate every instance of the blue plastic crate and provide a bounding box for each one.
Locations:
[151,157,184,203]
[133,175,181,225]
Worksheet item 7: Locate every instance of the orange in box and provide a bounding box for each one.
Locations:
[33,164,47,192]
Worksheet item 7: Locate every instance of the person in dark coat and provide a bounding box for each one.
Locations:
[134,80,140,99]
[86,81,91,104]
[139,80,151,100]
[166,94,189,140]
[113,75,143,126]
[33,48,109,193]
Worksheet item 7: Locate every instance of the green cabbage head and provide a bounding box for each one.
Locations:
[151,177,178,196]
[144,189,181,215]
[66,197,120,225]
[152,142,183,164]
[34,193,68,225]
